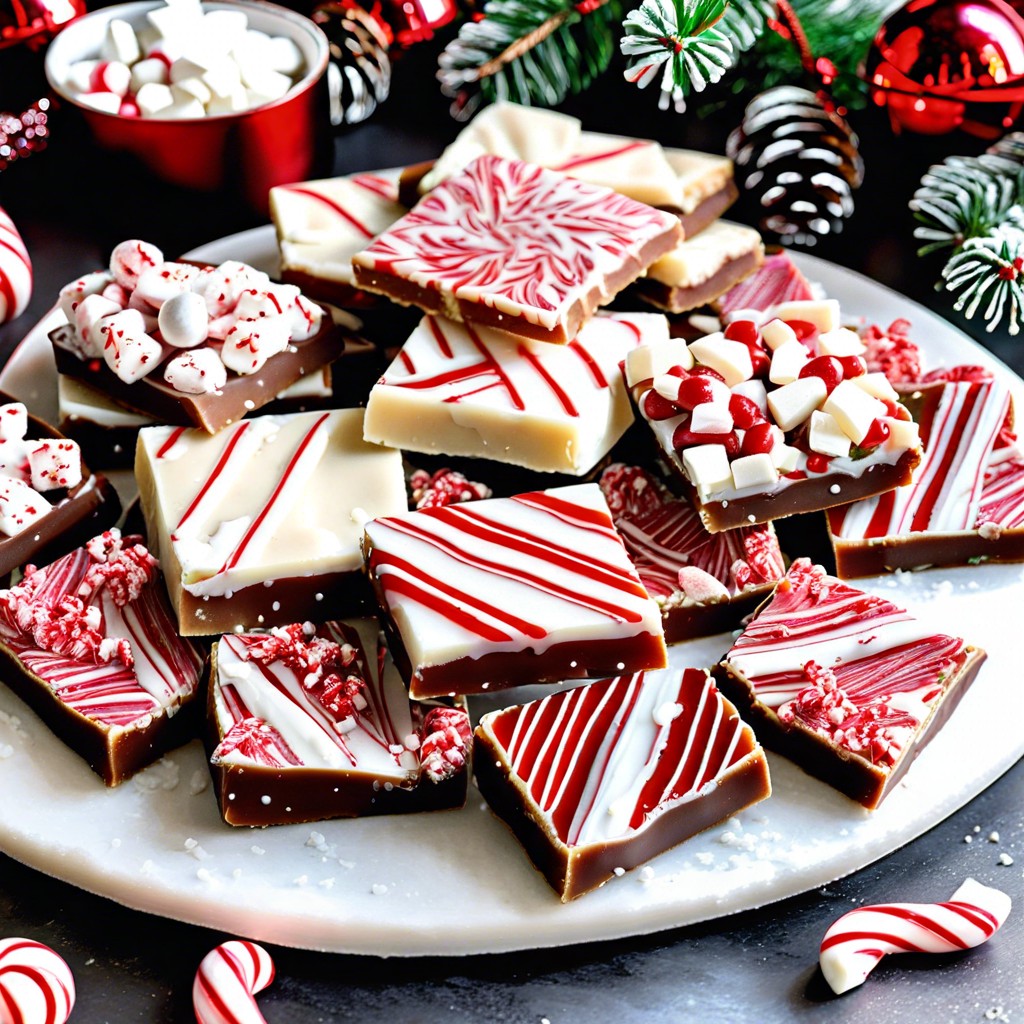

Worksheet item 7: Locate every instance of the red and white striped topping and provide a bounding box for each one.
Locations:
[0,206,32,324]
[480,667,763,846]
[819,877,1011,994]
[363,483,665,670]
[353,155,680,334]
[193,940,275,1024]
[0,530,202,729]
[0,937,75,1024]
[715,252,814,319]
[722,559,970,770]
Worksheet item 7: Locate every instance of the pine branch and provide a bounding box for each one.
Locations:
[438,0,622,119]
[942,229,1024,336]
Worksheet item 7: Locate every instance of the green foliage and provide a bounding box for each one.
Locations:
[942,229,1024,337]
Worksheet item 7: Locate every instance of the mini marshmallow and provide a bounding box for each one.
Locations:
[769,339,810,386]
[767,376,827,432]
[238,64,293,104]
[78,91,122,114]
[200,60,244,99]
[136,80,175,116]
[135,261,200,308]
[158,291,209,347]
[100,316,163,384]
[102,19,141,65]
[0,477,51,538]
[731,378,769,416]
[205,88,250,115]
[234,283,301,321]
[730,452,779,491]
[853,372,901,403]
[288,294,323,342]
[101,282,130,306]
[197,260,272,318]
[770,299,840,333]
[676,566,730,603]
[90,60,132,97]
[29,440,83,491]
[110,239,164,290]
[74,292,124,357]
[0,403,27,442]
[816,327,866,358]
[66,59,100,94]
[130,57,169,92]
[822,380,888,445]
[163,346,227,394]
[59,270,114,322]
[690,402,734,435]
[625,337,693,386]
[688,333,754,387]
[0,438,29,483]
[681,443,733,497]
[202,9,249,50]
[808,410,852,458]
[266,35,304,75]
[160,97,206,119]
[760,317,798,351]
[221,316,291,374]
[232,28,273,65]
[171,76,213,106]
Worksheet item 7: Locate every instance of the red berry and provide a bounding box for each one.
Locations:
[673,426,740,457]
[785,319,819,344]
[799,355,844,393]
[837,355,866,378]
[806,453,832,474]
[724,320,760,346]
[740,422,775,456]
[747,347,771,378]
[676,376,717,410]
[642,390,680,421]
[859,418,891,448]
[729,394,765,430]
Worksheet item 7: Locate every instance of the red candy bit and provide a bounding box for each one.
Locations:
[673,425,740,457]
[882,398,912,422]
[664,364,690,378]
[641,390,682,421]
[691,365,727,383]
[740,421,775,456]
[785,319,819,347]
[729,393,766,430]
[746,346,771,378]
[859,418,891,449]
[920,364,993,384]
[741,527,786,584]
[119,98,140,118]
[79,531,159,608]
[419,705,471,783]
[724,320,760,346]
[799,355,844,393]
[676,375,718,410]
[598,463,667,518]
[806,453,832,474]
[837,355,866,379]
[409,467,491,509]
[862,319,922,384]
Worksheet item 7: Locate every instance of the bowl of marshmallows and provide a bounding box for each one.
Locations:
[45,0,330,206]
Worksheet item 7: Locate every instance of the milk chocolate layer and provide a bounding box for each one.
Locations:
[660,585,775,644]
[634,247,763,314]
[673,179,741,238]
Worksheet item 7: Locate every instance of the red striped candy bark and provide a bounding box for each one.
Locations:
[362,483,668,699]
[474,667,771,900]
[193,940,274,1024]
[717,559,986,808]
[714,252,813,317]
[819,877,1011,994]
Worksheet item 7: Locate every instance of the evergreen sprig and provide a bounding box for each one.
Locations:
[437,0,622,119]
[942,229,1024,337]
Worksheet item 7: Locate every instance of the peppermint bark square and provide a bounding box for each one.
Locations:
[363,312,667,475]
[362,483,668,700]
[136,409,407,636]
[625,313,923,532]
[0,530,203,785]
[827,376,1024,575]
[598,464,786,642]
[715,559,986,809]
[207,619,470,826]
[474,667,771,901]
[351,155,683,344]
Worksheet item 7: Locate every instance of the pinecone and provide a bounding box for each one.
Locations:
[312,2,392,127]
[727,85,864,246]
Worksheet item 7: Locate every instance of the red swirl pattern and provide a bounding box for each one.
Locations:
[193,940,275,1024]
[0,937,75,1024]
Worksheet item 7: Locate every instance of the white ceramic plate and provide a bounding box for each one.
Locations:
[0,233,1021,957]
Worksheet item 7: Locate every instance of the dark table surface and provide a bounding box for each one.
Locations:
[0,42,1022,1023]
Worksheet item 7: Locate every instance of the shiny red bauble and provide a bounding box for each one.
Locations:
[1,0,83,51]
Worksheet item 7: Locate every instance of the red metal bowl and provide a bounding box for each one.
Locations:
[44,0,330,210]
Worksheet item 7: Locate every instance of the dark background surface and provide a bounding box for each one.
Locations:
[0,27,1022,1023]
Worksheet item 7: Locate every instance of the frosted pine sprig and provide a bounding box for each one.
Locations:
[621,0,734,112]
[942,229,1024,337]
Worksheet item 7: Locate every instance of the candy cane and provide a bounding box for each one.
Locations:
[0,208,32,324]
[819,877,1012,995]
[0,937,75,1024]
[193,940,276,1024]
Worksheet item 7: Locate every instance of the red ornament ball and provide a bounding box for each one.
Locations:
[1,0,84,50]
[866,0,1024,137]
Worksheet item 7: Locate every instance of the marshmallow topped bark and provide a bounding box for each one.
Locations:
[715,560,986,809]
[207,619,470,826]
[474,667,770,900]
[136,408,406,636]
[363,312,667,475]
[626,314,922,531]
[362,483,668,700]
[352,155,682,344]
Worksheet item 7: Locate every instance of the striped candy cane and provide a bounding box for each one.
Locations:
[0,937,75,1024]
[0,208,32,324]
[820,877,1012,995]
[193,941,275,1024]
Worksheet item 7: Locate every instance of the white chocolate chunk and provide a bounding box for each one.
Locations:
[886,417,921,451]
[687,333,753,387]
[164,346,227,394]
[853,372,900,403]
[768,339,810,386]
[29,439,83,491]
[808,410,852,458]
[690,402,733,435]
[772,443,801,473]
[0,403,27,442]
[760,317,797,351]
[822,380,887,445]
[682,443,732,496]
[624,334,690,386]
[0,477,51,537]
[816,327,866,358]
[730,452,778,490]
[770,299,840,333]
[767,376,827,432]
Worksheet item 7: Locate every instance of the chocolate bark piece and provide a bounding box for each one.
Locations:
[712,251,814,317]
[363,312,667,476]
[352,155,683,345]
[205,619,470,826]
[362,483,668,700]
[474,667,771,901]
[715,559,986,809]
[50,308,347,435]
[827,378,1024,576]
[598,464,786,642]
[135,408,406,637]
[0,395,121,578]
[0,530,204,785]
[662,148,739,237]
[625,315,923,532]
